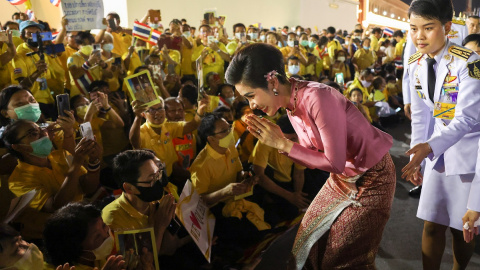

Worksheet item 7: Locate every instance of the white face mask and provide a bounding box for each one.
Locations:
[182,31,191,38]
[345,41,349,45]
[226,96,235,105]
[0,243,44,270]
[360,79,372,88]
[259,35,266,42]
[379,46,386,52]
[235,32,244,40]
[85,235,114,260]
[287,40,295,47]
[248,33,258,40]
[337,56,346,62]
[288,65,300,75]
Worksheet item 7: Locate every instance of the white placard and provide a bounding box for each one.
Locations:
[62,0,106,31]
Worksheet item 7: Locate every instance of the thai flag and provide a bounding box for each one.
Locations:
[6,0,28,5]
[383,27,394,37]
[50,0,60,7]
[132,21,152,42]
[75,71,94,96]
[148,29,161,45]
[26,9,34,20]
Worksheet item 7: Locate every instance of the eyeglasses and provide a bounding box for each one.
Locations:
[212,124,232,136]
[136,168,164,187]
[16,127,47,143]
[146,107,165,113]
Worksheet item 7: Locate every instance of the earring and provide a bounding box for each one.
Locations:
[273,88,279,96]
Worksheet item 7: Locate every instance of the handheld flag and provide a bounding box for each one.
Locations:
[50,0,60,7]
[383,27,394,37]
[6,0,28,5]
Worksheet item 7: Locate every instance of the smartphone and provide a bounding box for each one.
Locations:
[32,32,53,42]
[167,216,182,235]
[56,94,70,117]
[335,72,345,86]
[80,122,95,140]
[207,35,215,45]
[203,13,211,22]
[46,43,65,55]
[114,57,122,66]
[93,44,101,51]
[0,32,8,42]
[107,18,117,31]
[294,40,299,47]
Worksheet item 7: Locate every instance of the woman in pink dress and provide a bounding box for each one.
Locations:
[225,43,395,269]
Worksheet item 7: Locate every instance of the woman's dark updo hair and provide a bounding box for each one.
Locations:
[225,43,288,90]
[43,203,101,266]
[0,85,32,127]
[0,119,32,161]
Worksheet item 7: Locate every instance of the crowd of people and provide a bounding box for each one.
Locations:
[1,0,480,269]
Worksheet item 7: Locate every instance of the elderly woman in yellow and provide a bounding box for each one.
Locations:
[129,95,207,183]
[0,120,101,241]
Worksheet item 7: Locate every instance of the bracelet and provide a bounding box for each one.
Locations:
[195,111,204,117]
[82,61,90,71]
[100,106,112,113]
[87,159,101,172]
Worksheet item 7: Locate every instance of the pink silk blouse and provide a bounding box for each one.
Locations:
[286,79,393,177]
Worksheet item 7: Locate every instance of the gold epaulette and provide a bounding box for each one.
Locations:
[452,19,466,25]
[408,51,422,65]
[449,45,473,61]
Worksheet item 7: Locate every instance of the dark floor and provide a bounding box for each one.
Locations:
[256,120,480,270]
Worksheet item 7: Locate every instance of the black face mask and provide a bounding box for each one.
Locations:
[27,38,39,48]
[135,170,168,202]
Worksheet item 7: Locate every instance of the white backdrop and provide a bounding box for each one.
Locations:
[0,0,359,35]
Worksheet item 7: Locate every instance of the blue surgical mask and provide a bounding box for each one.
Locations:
[14,103,42,122]
[308,41,316,48]
[300,40,309,47]
[182,31,191,38]
[102,43,114,52]
[288,65,300,75]
[29,136,53,158]
[149,23,159,29]
[363,46,370,50]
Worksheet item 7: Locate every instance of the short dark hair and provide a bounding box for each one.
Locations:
[360,68,374,78]
[113,149,157,189]
[361,37,371,46]
[87,80,109,93]
[70,94,86,109]
[198,113,223,143]
[408,0,453,25]
[233,23,246,33]
[350,88,363,97]
[225,43,287,90]
[144,54,160,65]
[234,100,250,119]
[0,85,33,126]
[3,21,18,31]
[107,12,120,21]
[0,224,20,253]
[12,12,20,19]
[180,84,198,105]
[164,96,184,110]
[43,203,101,266]
[217,83,234,96]
[181,75,197,86]
[276,114,295,134]
[310,34,319,41]
[386,75,397,83]
[372,77,385,89]
[134,65,149,74]
[74,31,95,46]
[318,36,328,46]
[288,55,299,62]
[372,27,382,35]
[199,24,211,32]
[393,30,404,38]
[0,120,32,161]
[462,33,480,47]
[327,26,336,34]
[323,81,342,93]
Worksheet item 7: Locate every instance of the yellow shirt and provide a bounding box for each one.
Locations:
[160,49,181,75]
[181,36,196,75]
[370,34,379,52]
[327,39,342,65]
[59,45,78,91]
[0,43,12,89]
[111,32,133,56]
[395,39,406,57]
[45,55,66,96]
[190,143,242,195]
[67,52,103,97]
[225,40,254,56]
[279,46,308,75]
[100,52,121,92]
[353,48,376,72]
[8,150,86,239]
[233,120,256,164]
[311,45,326,74]
[102,193,149,231]
[139,121,185,176]
[330,62,351,81]
[184,108,196,122]
[122,51,142,76]
[346,77,370,103]
[12,43,54,104]
[250,141,305,183]
[191,43,227,84]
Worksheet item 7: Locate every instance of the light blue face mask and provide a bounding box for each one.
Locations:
[149,23,159,29]
[288,65,300,75]
[28,136,53,158]
[363,46,370,50]
[14,103,41,123]
[308,41,317,49]
[102,43,114,52]
[300,40,309,47]
[248,33,258,40]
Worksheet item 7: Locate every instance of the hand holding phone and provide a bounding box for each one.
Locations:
[80,122,94,140]
[56,94,70,117]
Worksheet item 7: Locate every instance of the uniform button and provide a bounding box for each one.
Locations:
[443,122,447,126]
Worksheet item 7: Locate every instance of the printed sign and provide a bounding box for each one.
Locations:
[62,0,105,31]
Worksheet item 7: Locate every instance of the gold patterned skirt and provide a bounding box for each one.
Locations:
[290,153,396,270]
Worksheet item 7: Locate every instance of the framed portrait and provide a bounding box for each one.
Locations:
[114,227,159,270]
[124,70,161,107]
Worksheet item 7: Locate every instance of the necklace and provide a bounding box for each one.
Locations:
[289,83,299,116]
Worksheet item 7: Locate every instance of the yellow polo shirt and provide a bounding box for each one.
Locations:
[139,121,185,176]
[111,31,133,56]
[353,48,376,72]
[0,43,12,89]
[327,39,342,65]
[102,192,149,231]
[122,51,142,76]
[225,40,254,56]
[190,143,242,195]
[250,141,305,183]
[181,36,196,75]
[191,43,227,84]
[370,34,379,52]
[12,43,54,104]
[45,55,66,96]
[101,52,121,92]
[395,39,406,57]
[67,52,103,97]
[58,45,78,91]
